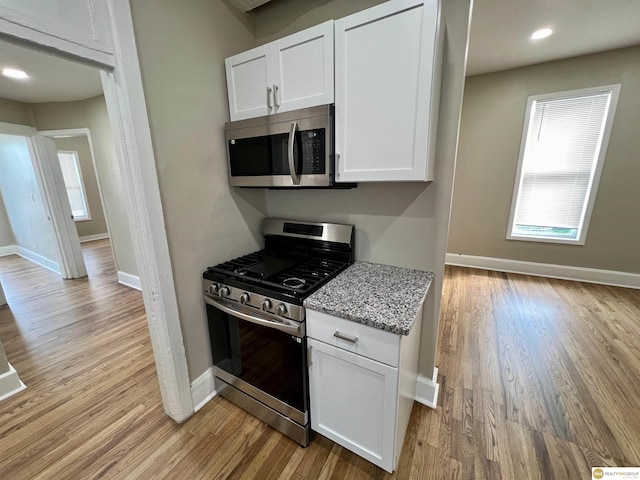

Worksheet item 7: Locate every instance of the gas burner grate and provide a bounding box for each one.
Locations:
[207,250,272,277]
[206,249,349,300]
[266,258,347,294]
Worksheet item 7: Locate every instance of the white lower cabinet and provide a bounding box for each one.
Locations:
[308,338,398,472]
[307,309,423,473]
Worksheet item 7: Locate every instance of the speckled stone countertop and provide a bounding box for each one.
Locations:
[303,261,434,335]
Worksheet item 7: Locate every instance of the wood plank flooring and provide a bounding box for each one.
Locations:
[1,245,639,479]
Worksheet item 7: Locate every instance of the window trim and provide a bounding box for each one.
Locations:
[506,84,621,245]
[57,150,92,222]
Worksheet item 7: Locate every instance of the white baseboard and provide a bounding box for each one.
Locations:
[191,367,217,412]
[0,245,17,257]
[79,233,110,243]
[446,253,640,290]
[415,367,439,409]
[0,245,61,274]
[16,246,61,274]
[117,271,142,291]
[0,363,27,402]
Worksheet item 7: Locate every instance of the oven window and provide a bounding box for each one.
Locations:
[207,304,307,412]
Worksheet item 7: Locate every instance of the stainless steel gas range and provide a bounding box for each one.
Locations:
[203,218,355,446]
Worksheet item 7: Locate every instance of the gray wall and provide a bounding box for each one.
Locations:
[257,0,473,377]
[254,0,387,44]
[130,0,266,382]
[53,136,108,238]
[0,98,31,126]
[0,193,15,246]
[0,338,9,374]
[448,45,640,274]
[31,96,138,276]
[0,98,28,247]
[0,134,59,264]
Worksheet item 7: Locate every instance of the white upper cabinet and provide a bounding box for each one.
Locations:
[335,0,443,182]
[225,45,272,121]
[225,21,334,121]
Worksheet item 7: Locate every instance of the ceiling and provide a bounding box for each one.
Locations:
[1,0,640,103]
[467,0,640,76]
[0,39,102,104]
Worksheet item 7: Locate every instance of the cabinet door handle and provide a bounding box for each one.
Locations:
[273,84,279,109]
[334,331,358,344]
[267,86,273,111]
[307,345,313,367]
[336,153,341,179]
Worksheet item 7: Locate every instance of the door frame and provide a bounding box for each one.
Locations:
[0,0,193,421]
[0,122,86,278]
[39,128,118,271]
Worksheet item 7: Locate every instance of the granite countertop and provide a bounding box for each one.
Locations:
[303,261,434,335]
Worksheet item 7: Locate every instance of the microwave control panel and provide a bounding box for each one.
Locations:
[300,129,325,174]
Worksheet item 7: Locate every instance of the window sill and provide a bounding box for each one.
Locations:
[506,234,585,246]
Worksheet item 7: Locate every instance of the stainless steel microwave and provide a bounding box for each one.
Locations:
[225,105,354,188]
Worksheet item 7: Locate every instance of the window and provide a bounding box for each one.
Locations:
[57,151,91,222]
[507,84,621,244]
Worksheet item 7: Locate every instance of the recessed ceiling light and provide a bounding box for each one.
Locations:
[2,67,29,79]
[531,28,553,40]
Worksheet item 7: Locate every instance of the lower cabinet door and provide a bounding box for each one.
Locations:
[308,338,398,472]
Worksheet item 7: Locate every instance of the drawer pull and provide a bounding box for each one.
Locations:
[334,331,358,344]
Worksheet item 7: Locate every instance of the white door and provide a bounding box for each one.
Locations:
[335,0,441,182]
[308,338,398,472]
[30,134,87,279]
[272,20,334,114]
[225,45,273,121]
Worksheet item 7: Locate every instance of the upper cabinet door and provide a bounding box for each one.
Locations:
[335,0,442,182]
[225,21,334,121]
[225,45,273,121]
[271,20,334,114]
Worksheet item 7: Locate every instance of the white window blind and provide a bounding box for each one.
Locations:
[58,151,90,221]
[508,85,619,244]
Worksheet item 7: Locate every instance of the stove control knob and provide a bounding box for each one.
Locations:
[262,299,272,312]
[219,286,230,298]
[208,283,219,295]
[240,293,250,304]
[277,303,287,316]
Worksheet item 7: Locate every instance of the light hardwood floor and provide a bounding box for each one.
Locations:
[1,242,639,479]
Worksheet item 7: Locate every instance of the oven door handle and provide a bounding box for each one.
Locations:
[204,296,303,337]
[288,121,301,186]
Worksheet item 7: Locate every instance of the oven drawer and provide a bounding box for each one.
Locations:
[307,309,400,367]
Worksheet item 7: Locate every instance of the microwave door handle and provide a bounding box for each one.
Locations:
[288,121,301,186]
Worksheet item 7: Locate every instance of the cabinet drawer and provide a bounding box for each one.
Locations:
[307,310,400,367]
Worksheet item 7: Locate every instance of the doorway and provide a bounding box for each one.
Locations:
[0,0,192,421]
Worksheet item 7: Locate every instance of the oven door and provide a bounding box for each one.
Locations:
[205,295,308,425]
